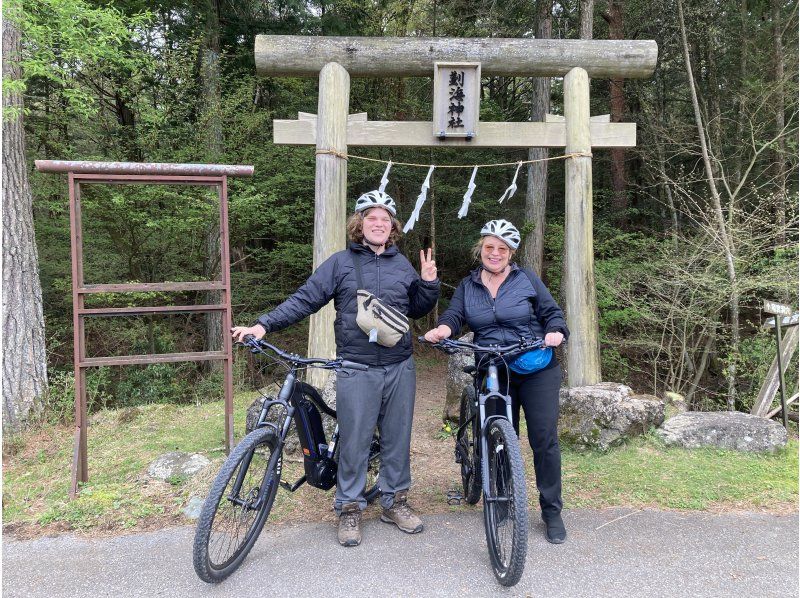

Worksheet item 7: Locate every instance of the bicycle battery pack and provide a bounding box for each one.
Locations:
[292,394,337,490]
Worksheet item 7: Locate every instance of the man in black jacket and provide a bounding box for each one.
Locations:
[232,190,439,547]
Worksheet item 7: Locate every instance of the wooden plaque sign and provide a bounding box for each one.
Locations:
[763,300,792,316]
[433,62,481,139]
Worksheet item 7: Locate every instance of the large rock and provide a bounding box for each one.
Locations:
[245,379,337,457]
[559,382,665,450]
[657,411,787,452]
[147,452,211,481]
[444,332,475,424]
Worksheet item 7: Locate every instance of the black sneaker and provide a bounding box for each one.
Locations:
[543,513,566,544]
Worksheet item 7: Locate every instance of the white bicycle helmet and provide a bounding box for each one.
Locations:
[354,190,397,216]
[480,219,521,249]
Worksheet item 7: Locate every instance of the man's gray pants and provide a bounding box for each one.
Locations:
[334,356,416,514]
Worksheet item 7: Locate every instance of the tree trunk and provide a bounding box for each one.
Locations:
[2,15,49,431]
[678,0,739,411]
[202,0,224,365]
[733,0,748,186]
[706,29,723,179]
[606,0,627,227]
[522,0,552,275]
[579,0,594,40]
[772,0,786,245]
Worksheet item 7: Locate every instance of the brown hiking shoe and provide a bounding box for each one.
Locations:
[337,503,362,547]
[381,490,423,534]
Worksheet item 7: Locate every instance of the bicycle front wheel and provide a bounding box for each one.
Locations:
[482,418,529,587]
[193,427,281,583]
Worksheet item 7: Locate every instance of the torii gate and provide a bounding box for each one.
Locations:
[255,36,658,388]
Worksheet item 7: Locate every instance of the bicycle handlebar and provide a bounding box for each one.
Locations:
[417,336,545,356]
[238,335,369,371]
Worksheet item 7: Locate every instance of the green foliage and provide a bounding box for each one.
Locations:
[16,0,799,412]
[13,0,152,117]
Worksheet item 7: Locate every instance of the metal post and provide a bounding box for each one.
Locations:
[37,162,253,497]
[219,176,235,453]
[775,317,788,429]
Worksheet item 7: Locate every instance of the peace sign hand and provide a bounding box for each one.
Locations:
[419,248,438,282]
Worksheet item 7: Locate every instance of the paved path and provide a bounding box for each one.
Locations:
[3,508,797,597]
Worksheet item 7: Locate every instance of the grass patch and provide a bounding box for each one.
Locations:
[2,390,260,535]
[558,433,799,512]
[3,392,797,537]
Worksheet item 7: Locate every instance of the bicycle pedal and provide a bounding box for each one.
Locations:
[446,489,463,506]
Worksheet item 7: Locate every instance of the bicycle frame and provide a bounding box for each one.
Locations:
[474,363,514,505]
[425,336,543,505]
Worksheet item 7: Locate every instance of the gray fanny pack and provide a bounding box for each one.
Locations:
[351,251,409,347]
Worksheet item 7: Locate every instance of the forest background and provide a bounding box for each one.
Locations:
[3,0,798,430]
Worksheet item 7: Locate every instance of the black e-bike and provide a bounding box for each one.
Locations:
[193,336,381,583]
[422,336,544,587]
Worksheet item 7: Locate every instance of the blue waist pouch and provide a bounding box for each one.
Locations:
[508,347,553,374]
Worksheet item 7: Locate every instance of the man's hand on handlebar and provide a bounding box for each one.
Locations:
[231,324,266,344]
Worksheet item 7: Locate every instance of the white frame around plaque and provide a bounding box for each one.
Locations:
[433,62,481,139]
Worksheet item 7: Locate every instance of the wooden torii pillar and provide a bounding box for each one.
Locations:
[255,36,658,388]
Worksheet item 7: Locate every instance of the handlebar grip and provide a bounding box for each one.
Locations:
[341,360,369,371]
[417,336,428,343]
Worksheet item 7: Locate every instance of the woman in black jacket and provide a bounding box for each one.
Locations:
[424,219,569,544]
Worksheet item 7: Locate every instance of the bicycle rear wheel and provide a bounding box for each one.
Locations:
[193,427,281,583]
[458,386,482,504]
[482,418,528,587]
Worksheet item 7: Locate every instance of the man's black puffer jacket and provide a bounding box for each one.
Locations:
[256,242,440,366]
[437,263,569,351]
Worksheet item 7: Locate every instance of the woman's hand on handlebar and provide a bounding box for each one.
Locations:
[423,325,452,343]
[231,324,266,343]
[544,331,564,348]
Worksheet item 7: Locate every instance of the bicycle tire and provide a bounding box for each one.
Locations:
[482,417,528,587]
[193,427,281,583]
[458,386,482,504]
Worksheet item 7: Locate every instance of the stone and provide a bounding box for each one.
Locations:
[183,496,205,520]
[663,391,688,420]
[444,332,476,424]
[558,382,665,450]
[146,452,211,481]
[657,411,787,452]
[244,383,281,437]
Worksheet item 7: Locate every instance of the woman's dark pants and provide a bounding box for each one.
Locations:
[485,364,563,519]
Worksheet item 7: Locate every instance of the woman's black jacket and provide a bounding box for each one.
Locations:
[437,264,569,349]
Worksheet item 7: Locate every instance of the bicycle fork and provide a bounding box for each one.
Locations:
[479,365,513,505]
[227,374,297,510]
